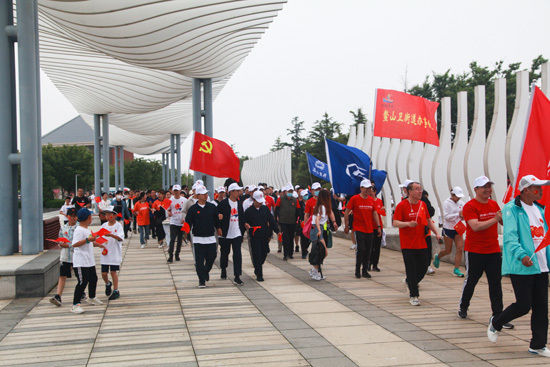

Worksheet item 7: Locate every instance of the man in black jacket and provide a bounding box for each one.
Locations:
[217,183,245,285]
[245,191,278,281]
[185,185,220,288]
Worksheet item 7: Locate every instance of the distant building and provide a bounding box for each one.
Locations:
[41,115,134,163]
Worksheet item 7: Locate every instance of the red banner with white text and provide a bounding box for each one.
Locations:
[374,89,439,146]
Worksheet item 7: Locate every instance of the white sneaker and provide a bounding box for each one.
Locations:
[310,268,319,279]
[71,304,84,314]
[312,273,322,281]
[409,297,420,306]
[140,244,145,249]
[487,316,499,343]
[89,297,104,306]
[350,244,357,250]
[529,347,550,357]
[158,243,163,248]
[426,266,435,275]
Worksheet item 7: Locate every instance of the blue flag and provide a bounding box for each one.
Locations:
[325,138,386,195]
[306,152,329,181]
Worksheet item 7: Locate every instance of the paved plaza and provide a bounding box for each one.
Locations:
[0,231,547,367]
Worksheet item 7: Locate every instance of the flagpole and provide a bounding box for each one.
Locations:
[512,82,537,189]
[305,151,313,185]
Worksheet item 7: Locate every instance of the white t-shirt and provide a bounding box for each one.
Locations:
[443,197,465,229]
[169,196,188,226]
[312,205,328,226]
[60,204,74,215]
[226,199,241,239]
[100,221,124,265]
[521,201,548,272]
[72,226,95,268]
[98,199,111,211]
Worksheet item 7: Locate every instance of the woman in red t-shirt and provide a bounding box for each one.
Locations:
[393,182,441,306]
[133,193,151,248]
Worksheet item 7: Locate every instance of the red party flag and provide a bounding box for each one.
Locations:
[124,219,130,225]
[46,237,71,243]
[416,203,428,226]
[93,228,111,237]
[95,237,107,245]
[374,89,440,146]
[535,231,550,254]
[102,248,109,256]
[94,196,101,203]
[181,222,191,233]
[453,221,467,236]
[189,131,240,181]
[514,87,550,207]
[162,199,172,210]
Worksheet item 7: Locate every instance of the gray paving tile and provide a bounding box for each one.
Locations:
[428,349,482,363]
[298,346,348,359]
[394,330,439,341]
[280,328,320,339]
[308,356,358,367]
[194,344,292,356]
[410,339,460,351]
[289,336,332,348]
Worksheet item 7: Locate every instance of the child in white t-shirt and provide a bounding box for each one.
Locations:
[100,208,124,300]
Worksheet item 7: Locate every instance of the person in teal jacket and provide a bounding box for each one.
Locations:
[488,175,550,358]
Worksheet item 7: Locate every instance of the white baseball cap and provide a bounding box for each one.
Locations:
[450,186,464,198]
[311,182,322,190]
[217,186,226,193]
[300,190,309,197]
[195,185,208,195]
[399,179,414,188]
[518,175,550,191]
[252,190,265,204]
[473,176,494,189]
[258,185,265,190]
[283,184,293,192]
[360,179,372,188]
[172,184,181,191]
[195,179,204,186]
[248,184,257,192]
[228,183,243,192]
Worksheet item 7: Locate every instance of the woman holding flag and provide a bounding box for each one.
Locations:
[488,175,550,357]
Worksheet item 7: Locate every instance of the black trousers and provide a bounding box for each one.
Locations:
[155,221,166,241]
[123,221,130,238]
[402,248,429,297]
[193,243,217,283]
[493,272,548,349]
[251,236,269,278]
[280,223,296,258]
[355,231,373,274]
[459,252,503,316]
[169,225,183,257]
[370,234,382,268]
[150,216,157,237]
[73,266,97,305]
[219,236,243,277]
[300,232,311,257]
[425,236,433,263]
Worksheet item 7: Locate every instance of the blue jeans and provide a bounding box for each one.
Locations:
[139,225,150,244]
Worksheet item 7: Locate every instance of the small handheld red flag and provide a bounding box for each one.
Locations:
[93,228,111,237]
[94,196,101,203]
[453,221,467,236]
[535,232,550,254]
[416,204,428,226]
[181,222,191,233]
[46,237,71,243]
[95,237,107,245]
[162,199,172,210]
[102,248,109,256]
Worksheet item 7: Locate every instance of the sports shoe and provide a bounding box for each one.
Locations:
[140,244,145,249]
[502,322,514,330]
[256,275,264,282]
[309,268,314,277]
[426,266,435,275]
[458,309,467,319]
[108,290,120,300]
[233,277,244,286]
[528,347,550,357]
[487,316,499,343]
[80,294,88,303]
[409,297,420,306]
[221,269,227,280]
[350,244,357,250]
[105,281,112,296]
[433,254,440,268]
[453,268,465,277]
[312,273,322,281]
[71,304,84,314]
[355,272,361,279]
[158,243,163,248]
[50,295,62,307]
[362,271,372,279]
[89,297,104,305]
[301,254,307,259]
[175,255,180,261]
[198,282,206,288]
[372,266,381,272]
[167,256,173,263]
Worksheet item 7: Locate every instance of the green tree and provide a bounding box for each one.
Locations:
[124,158,162,190]
[270,135,289,152]
[349,108,367,127]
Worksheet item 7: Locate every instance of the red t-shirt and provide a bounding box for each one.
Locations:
[373,197,384,229]
[347,194,375,233]
[305,197,317,217]
[265,195,275,210]
[393,200,429,249]
[463,199,501,254]
[152,199,162,211]
[133,201,150,226]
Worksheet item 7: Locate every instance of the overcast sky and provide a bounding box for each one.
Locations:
[41,0,550,167]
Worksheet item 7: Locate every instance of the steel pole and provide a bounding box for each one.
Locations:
[203,78,214,196]
[192,78,202,183]
[170,134,176,187]
[161,153,166,190]
[114,144,119,190]
[0,0,15,255]
[93,114,101,196]
[176,134,181,185]
[75,174,78,193]
[119,146,124,191]
[33,0,42,249]
[17,0,41,254]
[102,114,110,193]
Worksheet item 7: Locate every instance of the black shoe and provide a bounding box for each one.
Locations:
[458,309,467,319]
[289,255,294,259]
[167,256,173,263]
[277,249,282,253]
[105,281,112,297]
[198,282,206,288]
[502,322,514,330]
[372,267,381,272]
[362,271,371,279]
[257,276,264,282]
[221,269,227,280]
[295,246,299,252]
[205,273,210,282]
[367,266,372,271]
[301,254,307,259]
[233,277,244,286]
[283,256,288,261]
[108,290,120,300]
[355,272,361,279]
[175,254,180,261]
[50,294,62,307]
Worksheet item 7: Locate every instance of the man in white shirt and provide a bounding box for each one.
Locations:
[167,185,188,263]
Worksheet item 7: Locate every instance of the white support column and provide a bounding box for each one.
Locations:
[347,125,357,147]
[396,140,411,183]
[448,91,470,199]
[464,86,487,198]
[433,97,452,214]
[355,123,364,149]
[506,70,530,184]
[386,138,401,204]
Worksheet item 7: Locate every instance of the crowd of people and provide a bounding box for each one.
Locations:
[51,173,550,357]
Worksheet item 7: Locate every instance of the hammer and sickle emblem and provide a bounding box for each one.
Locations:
[199,140,213,154]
